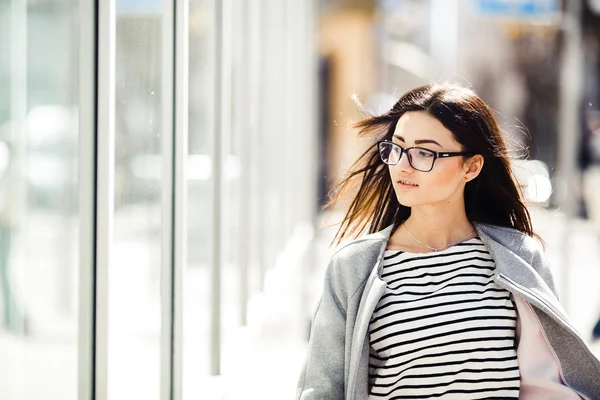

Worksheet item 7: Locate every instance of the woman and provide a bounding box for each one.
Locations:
[296,84,600,399]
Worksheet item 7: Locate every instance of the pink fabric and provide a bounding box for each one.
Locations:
[513,294,584,399]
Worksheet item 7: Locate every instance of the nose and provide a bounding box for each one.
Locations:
[396,150,414,172]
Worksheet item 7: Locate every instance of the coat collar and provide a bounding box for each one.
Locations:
[362,222,554,294]
[361,222,564,318]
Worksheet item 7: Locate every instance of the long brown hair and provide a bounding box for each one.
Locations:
[326,83,536,245]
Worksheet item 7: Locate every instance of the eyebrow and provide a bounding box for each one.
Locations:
[393,134,442,148]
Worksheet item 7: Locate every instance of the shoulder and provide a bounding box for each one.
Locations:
[324,228,390,301]
[476,223,543,258]
[476,222,557,295]
[331,230,388,263]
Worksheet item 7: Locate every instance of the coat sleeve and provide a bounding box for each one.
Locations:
[296,258,348,400]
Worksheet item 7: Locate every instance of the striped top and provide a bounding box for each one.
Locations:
[368,237,520,399]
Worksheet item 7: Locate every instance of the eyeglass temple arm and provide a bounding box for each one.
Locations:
[438,151,471,158]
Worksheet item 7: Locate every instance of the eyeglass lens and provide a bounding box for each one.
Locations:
[379,142,435,171]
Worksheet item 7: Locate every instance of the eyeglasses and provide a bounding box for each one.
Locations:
[377,140,472,172]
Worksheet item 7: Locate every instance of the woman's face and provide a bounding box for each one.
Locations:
[388,111,477,208]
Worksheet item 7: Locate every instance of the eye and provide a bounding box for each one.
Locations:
[417,149,434,157]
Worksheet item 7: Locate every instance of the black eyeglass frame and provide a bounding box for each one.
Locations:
[377,140,474,172]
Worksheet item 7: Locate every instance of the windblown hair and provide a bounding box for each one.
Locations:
[327,83,536,245]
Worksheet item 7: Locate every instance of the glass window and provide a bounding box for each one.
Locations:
[185,0,215,397]
[0,1,81,399]
[260,0,287,272]
[222,0,244,355]
[108,1,171,398]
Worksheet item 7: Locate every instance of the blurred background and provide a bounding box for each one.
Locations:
[0,0,600,399]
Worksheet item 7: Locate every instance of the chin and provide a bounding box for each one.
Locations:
[395,192,448,208]
[395,194,422,208]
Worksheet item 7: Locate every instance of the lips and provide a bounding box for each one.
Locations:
[398,179,418,187]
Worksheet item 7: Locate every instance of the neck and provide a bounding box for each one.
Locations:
[403,203,474,250]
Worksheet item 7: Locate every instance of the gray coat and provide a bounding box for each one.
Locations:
[296,222,600,399]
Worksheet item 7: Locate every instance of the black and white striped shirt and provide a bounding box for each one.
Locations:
[368,237,520,399]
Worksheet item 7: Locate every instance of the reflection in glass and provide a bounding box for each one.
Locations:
[108,1,169,398]
[185,1,215,397]
[0,1,80,399]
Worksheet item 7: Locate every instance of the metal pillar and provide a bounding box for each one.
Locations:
[557,0,583,313]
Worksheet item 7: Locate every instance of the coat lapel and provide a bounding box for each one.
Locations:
[474,222,570,324]
[346,226,391,399]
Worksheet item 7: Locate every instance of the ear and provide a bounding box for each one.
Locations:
[464,154,484,182]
